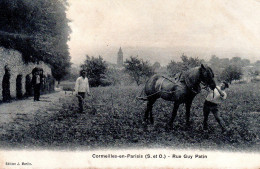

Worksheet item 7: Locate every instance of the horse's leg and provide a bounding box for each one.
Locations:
[144,103,149,123]
[144,98,156,124]
[149,99,157,124]
[185,98,194,127]
[168,102,180,129]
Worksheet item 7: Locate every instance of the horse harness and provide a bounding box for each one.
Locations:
[137,72,209,100]
[160,73,202,95]
[137,75,183,100]
[158,75,182,96]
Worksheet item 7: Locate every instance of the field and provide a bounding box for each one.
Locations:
[0,81,259,151]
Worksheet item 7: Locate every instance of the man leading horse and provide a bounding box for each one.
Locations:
[141,64,221,131]
[203,81,229,133]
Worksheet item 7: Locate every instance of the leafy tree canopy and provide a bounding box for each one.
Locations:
[167,54,203,76]
[0,0,71,81]
[124,56,154,85]
[81,55,108,87]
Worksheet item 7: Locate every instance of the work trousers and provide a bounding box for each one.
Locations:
[77,92,85,113]
[34,84,41,101]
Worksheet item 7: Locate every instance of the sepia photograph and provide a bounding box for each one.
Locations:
[0,0,259,168]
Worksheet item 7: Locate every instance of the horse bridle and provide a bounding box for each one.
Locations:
[200,81,210,91]
[199,67,215,92]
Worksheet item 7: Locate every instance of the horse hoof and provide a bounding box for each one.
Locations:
[203,125,208,131]
[186,122,191,127]
[183,123,190,130]
[150,120,154,125]
[203,128,208,131]
[165,124,173,131]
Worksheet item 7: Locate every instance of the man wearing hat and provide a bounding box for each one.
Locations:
[203,81,229,132]
[74,70,90,113]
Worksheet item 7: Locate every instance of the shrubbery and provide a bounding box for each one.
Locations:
[220,64,243,83]
[81,55,108,87]
[124,56,154,85]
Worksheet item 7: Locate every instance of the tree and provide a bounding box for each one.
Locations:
[209,55,230,68]
[124,56,154,85]
[63,65,80,82]
[181,54,202,70]
[241,59,250,67]
[230,57,242,64]
[81,55,108,87]
[220,64,243,84]
[167,54,202,77]
[166,60,182,76]
[254,60,260,67]
[219,58,230,68]
[209,55,220,66]
[51,56,71,83]
[0,0,71,80]
[228,57,250,67]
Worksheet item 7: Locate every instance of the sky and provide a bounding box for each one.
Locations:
[67,0,260,66]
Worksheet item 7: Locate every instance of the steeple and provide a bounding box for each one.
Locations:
[117,47,123,67]
[118,47,122,54]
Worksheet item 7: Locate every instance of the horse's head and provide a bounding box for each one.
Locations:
[200,64,216,90]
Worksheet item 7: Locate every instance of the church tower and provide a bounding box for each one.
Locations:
[117,47,123,67]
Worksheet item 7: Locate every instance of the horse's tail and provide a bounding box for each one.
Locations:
[136,86,148,101]
[136,75,161,101]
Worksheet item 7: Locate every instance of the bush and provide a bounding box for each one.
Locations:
[124,56,154,85]
[81,55,108,87]
[220,64,243,84]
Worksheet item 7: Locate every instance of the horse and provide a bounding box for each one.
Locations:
[141,64,216,129]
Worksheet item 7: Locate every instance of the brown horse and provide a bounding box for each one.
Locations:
[142,64,216,129]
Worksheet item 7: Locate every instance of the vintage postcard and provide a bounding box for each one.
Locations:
[0,0,259,168]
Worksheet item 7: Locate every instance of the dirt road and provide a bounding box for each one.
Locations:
[0,91,70,135]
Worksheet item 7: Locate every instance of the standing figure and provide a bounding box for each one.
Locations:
[32,70,41,101]
[39,69,44,92]
[203,81,229,132]
[2,65,11,102]
[74,70,90,113]
[25,74,32,97]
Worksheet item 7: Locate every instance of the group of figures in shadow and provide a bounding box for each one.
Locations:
[2,65,55,102]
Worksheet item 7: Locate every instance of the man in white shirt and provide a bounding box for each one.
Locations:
[75,70,90,113]
[203,81,229,132]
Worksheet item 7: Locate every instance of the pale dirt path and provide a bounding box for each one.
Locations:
[0,91,72,134]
